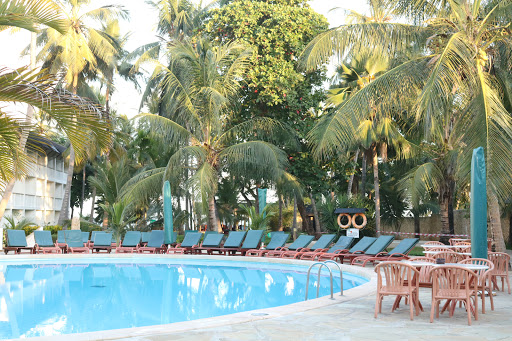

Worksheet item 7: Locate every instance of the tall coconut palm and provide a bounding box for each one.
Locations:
[123,37,296,232]
[35,0,126,225]
[301,0,512,251]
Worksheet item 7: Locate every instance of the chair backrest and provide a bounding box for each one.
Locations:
[34,230,54,247]
[141,231,151,243]
[180,232,202,248]
[269,231,284,240]
[387,238,419,256]
[364,235,395,255]
[348,236,377,253]
[374,262,419,292]
[241,230,264,249]
[454,242,471,253]
[458,258,494,284]
[204,231,219,238]
[66,230,85,248]
[409,257,435,283]
[201,233,224,247]
[432,251,462,263]
[265,233,289,250]
[6,230,28,247]
[488,252,510,276]
[57,230,69,244]
[288,235,315,250]
[431,266,478,298]
[92,232,112,246]
[311,234,336,251]
[326,236,354,253]
[122,231,141,247]
[423,241,445,246]
[147,230,165,248]
[223,231,247,248]
[449,238,470,245]
[81,231,90,243]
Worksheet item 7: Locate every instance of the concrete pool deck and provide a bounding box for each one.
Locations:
[1,253,511,341]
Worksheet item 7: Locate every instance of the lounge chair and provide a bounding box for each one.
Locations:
[115,231,142,253]
[300,236,354,261]
[227,230,265,256]
[207,231,247,255]
[193,233,225,254]
[138,230,166,254]
[340,235,395,264]
[91,232,114,253]
[141,231,151,246]
[66,230,90,253]
[317,236,377,263]
[266,235,315,258]
[56,230,70,251]
[352,238,419,267]
[81,231,90,245]
[167,232,202,254]
[246,233,290,257]
[34,230,61,254]
[4,230,33,254]
[280,234,336,259]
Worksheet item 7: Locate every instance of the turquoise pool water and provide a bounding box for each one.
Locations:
[0,258,367,339]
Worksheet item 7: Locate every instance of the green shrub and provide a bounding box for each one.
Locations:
[21,225,39,236]
[44,225,63,234]
[79,220,102,232]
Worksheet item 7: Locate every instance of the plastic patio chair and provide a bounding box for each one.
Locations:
[341,236,395,264]
[280,234,336,259]
[34,230,61,254]
[300,236,354,261]
[430,265,479,325]
[265,235,315,258]
[115,231,142,253]
[487,252,511,294]
[245,233,290,257]
[4,230,33,254]
[352,238,419,267]
[138,230,166,254]
[167,232,202,254]
[374,262,420,320]
[458,258,494,313]
[227,230,265,256]
[206,231,247,255]
[431,251,462,263]
[193,233,225,254]
[320,236,377,263]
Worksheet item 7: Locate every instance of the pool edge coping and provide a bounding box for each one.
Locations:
[1,253,376,341]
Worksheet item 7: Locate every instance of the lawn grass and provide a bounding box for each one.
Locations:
[408,246,425,256]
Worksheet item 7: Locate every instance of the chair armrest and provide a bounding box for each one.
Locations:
[333,249,349,254]
[352,251,366,255]
[175,243,182,248]
[296,248,310,252]
[375,252,388,257]
[275,247,288,251]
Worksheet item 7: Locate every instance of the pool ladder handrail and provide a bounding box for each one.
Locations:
[305,261,343,301]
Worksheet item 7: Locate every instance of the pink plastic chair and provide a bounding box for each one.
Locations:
[374,262,420,320]
[487,252,511,294]
[432,251,462,263]
[458,258,494,313]
[430,266,478,325]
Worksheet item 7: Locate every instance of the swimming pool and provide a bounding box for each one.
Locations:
[0,257,368,339]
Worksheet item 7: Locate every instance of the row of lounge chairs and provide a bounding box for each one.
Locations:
[4,228,420,265]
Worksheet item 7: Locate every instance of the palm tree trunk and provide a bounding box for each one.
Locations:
[372,145,381,236]
[292,195,297,240]
[89,186,96,222]
[58,74,79,227]
[278,194,283,231]
[488,189,506,252]
[347,149,359,197]
[80,165,86,217]
[255,185,260,215]
[102,210,108,229]
[309,193,321,234]
[413,211,420,237]
[58,146,75,226]
[208,194,221,232]
[439,189,450,244]
[297,196,314,235]
[0,32,37,222]
[361,149,367,198]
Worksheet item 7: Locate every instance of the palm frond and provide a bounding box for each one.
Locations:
[0,0,67,33]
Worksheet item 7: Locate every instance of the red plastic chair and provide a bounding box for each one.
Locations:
[488,252,511,294]
[458,258,494,313]
[374,262,420,320]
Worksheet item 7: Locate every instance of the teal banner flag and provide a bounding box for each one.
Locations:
[163,180,174,244]
[470,147,487,258]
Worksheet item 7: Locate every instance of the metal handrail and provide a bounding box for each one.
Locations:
[305,262,333,301]
[323,260,343,296]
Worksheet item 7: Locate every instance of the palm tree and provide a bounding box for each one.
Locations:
[301,0,512,251]
[123,37,295,232]
[0,0,66,33]
[35,0,127,225]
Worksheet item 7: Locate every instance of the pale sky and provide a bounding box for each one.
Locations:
[0,0,369,118]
